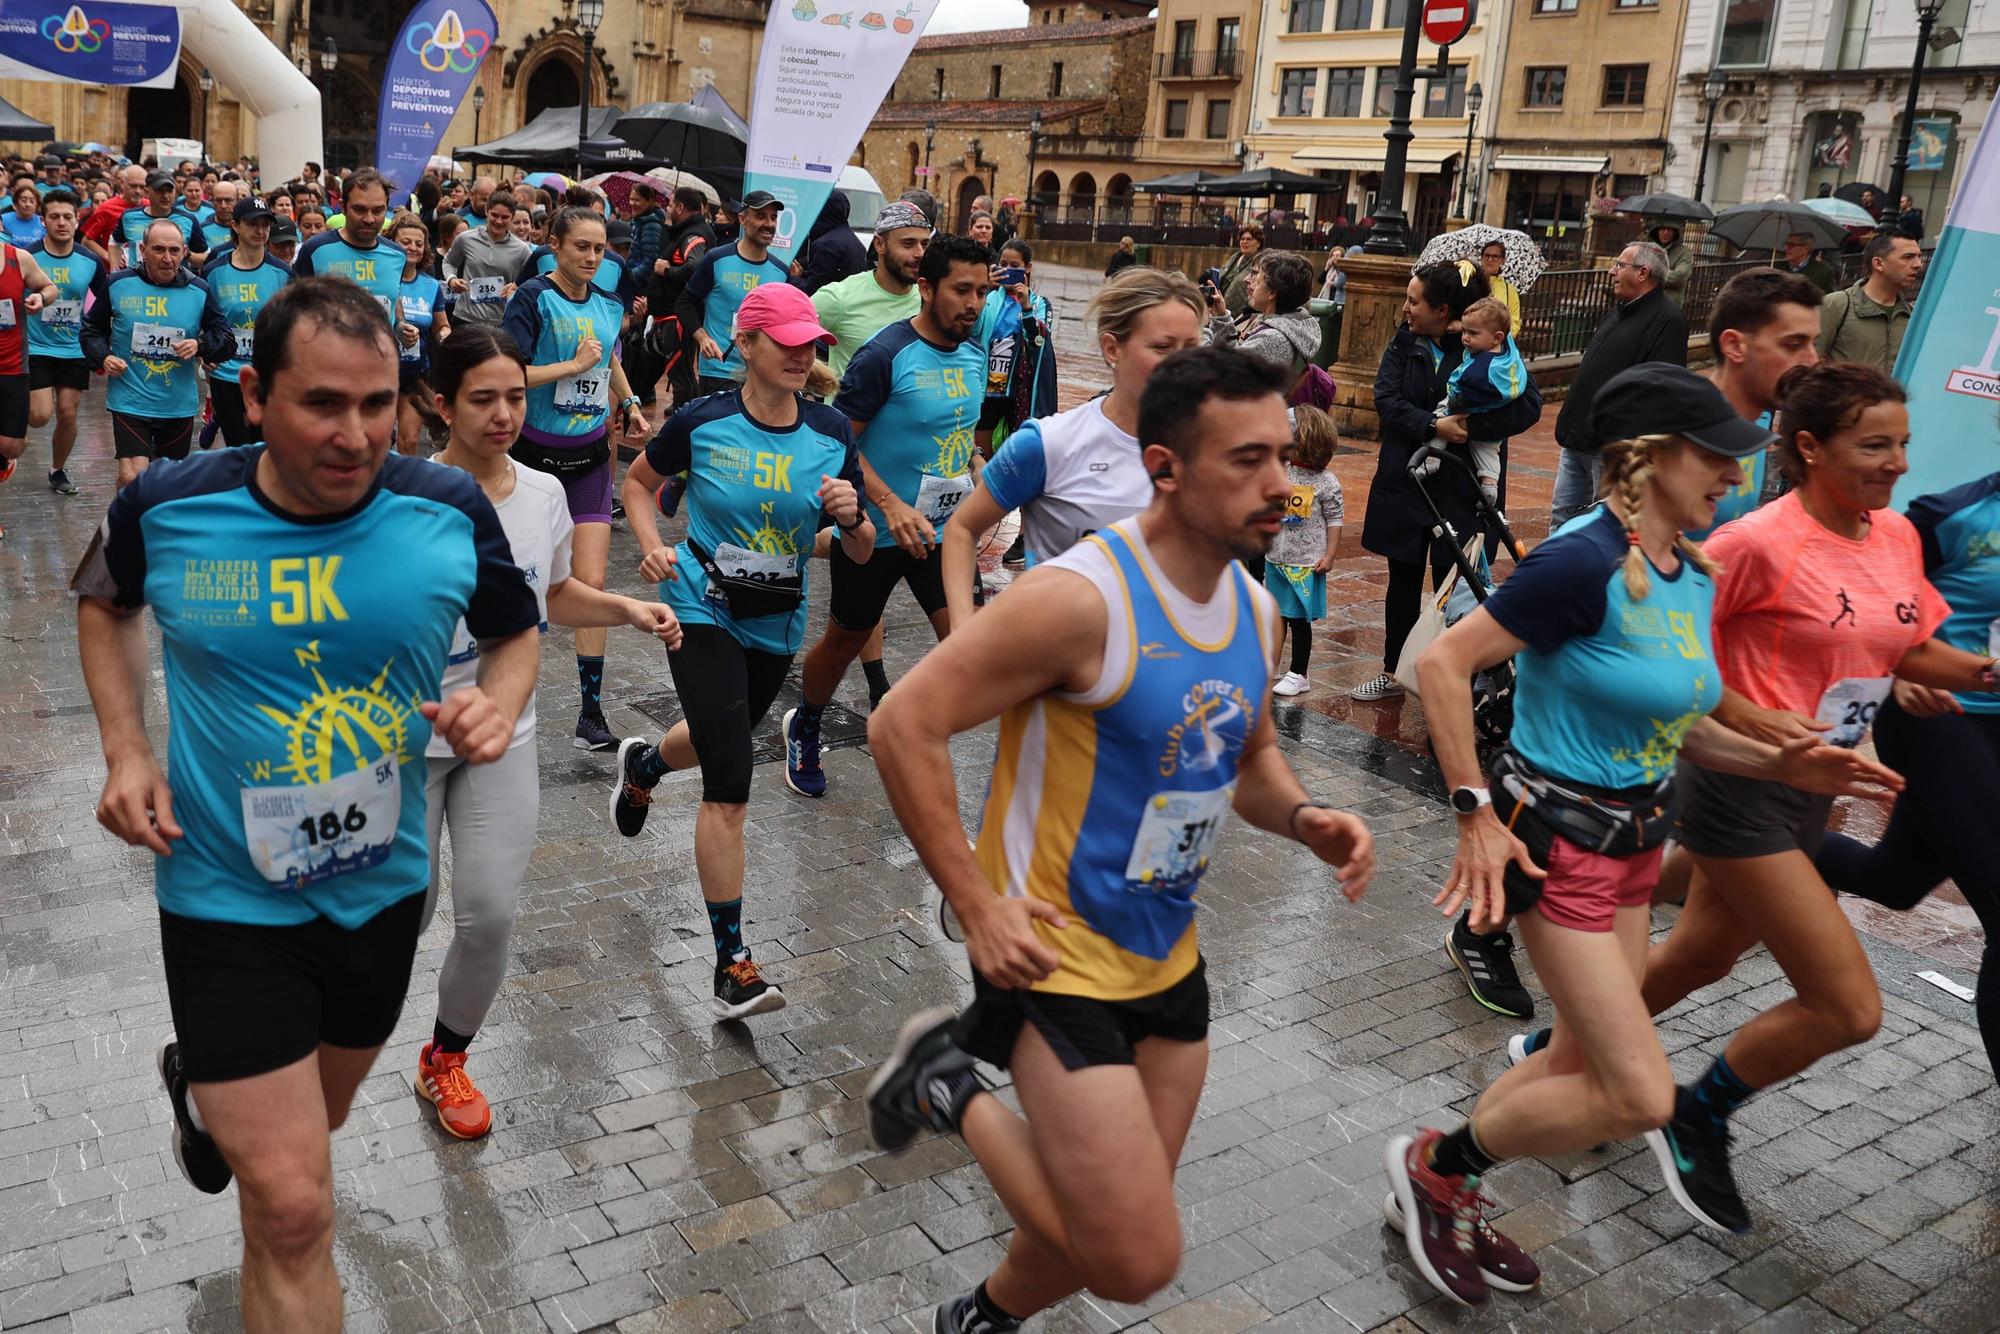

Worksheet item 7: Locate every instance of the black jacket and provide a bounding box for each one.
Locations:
[796,192,867,295]
[1362,327,1543,566]
[1552,287,1688,451]
[644,213,717,312]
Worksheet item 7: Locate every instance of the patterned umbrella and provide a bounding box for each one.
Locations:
[1415,224,1548,293]
[642,167,720,207]
[580,170,654,213]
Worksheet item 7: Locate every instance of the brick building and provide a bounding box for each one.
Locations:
[856,9,1156,232]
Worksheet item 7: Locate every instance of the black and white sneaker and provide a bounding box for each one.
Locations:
[1506,1028,1551,1067]
[574,711,617,751]
[713,956,787,1021]
[866,1007,983,1152]
[157,1039,232,1194]
[1002,534,1027,569]
[48,468,78,496]
[1645,1110,1752,1234]
[609,737,657,838]
[934,1289,1022,1333]
[1446,916,1535,1020]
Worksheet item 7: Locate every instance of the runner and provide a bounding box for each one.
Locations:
[118,169,207,270]
[25,188,104,494]
[441,188,529,327]
[199,201,290,448]
[611,282,873,1020]
[0,236,58,525]
[390,211,449,452]
[73,276,539,1333]
[939,265,1206,628]
[501,205,650,752]
[415,324,681,1136]
[1817,466,2000,1083]
[675,189,791,397]
[198,179,239,253]
[862,345,1375,1331]
[1624,362,1996,1235]
[291,168,403,330]
[1386,364,1900,1306]
[81,218,232,486]
[781,233,992,798]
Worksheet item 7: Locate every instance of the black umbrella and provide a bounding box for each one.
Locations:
[1132,170,1222,194]
[611,103,747,172]
[1614,191,1712,222]
[1709,200,1849,252]
[1190,167,1334,197]
[1832,181,1889,213]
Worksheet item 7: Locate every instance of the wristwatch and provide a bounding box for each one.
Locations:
[1981,657,1999,692]
[1450,786,1492,815]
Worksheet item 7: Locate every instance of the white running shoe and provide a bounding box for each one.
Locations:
[1272,671,1310,697]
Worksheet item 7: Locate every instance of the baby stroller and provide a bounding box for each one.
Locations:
[1406,443,1529,750]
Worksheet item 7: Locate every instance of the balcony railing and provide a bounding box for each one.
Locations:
[1035,134,1138,160]
[1155,49,1242,78]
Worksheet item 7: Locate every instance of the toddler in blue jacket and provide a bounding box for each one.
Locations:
[1439,297,1533,503]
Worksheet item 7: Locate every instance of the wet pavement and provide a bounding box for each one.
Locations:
[1,296,1997,1333]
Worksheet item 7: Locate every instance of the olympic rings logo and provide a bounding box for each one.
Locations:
[41,13,110,53]
[404,11,491,74]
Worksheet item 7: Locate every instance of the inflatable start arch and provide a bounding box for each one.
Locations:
[160,0,324,169]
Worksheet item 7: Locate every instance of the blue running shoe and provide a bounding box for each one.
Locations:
[782,706,826,797]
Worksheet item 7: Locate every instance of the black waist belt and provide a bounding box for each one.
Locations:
[1490,747,1678,857]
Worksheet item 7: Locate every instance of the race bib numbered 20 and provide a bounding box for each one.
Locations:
[130,321,184,358]
[39,299,79,329]
[1124,786,1234,894]
[555,369,608,414]
[710,541,796,583]
[914,472,974,527]
[1815,677,1893,749]
[468,276,506,303]
[240,756,400,890]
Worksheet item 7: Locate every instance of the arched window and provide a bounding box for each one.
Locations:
[1104,173,1133,222]
[907,141,921,188]
[1068,171,1097,220]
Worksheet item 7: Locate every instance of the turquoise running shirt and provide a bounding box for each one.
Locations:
[833,319,986,548]
[681,243,791,382]
[1909,472,2000,716]
[24,240,106,362]
[199,252,292,385]
[501,274,627,448]
[293,229,404,326]
[119,206,206,263]
[82,270,232,418]
[398,270,444,377]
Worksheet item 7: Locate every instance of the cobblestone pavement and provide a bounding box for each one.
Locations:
[2,332,1997,1333]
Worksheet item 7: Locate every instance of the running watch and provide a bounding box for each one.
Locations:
[1450,786,1492,815]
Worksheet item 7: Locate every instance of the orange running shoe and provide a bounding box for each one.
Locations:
[414,1042,493,1139]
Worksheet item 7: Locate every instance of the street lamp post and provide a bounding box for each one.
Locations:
[923,117,935,185]
[472,85,486,147]
[1886,0,1948,210]
[317,37,337,163]
[197,66,213,156]
[1694,68,1726,201]
[577,0,604,176]
[1362,0,1425,254]
[1025,110,1043,216]
[1455,81,1483,221]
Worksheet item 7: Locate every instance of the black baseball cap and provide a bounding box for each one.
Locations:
[1589,364,1776,458]
[269,220,300,243]
[604,217,633,246]
[144,170,175,191]
[232,202,275,226]
[741,189,784,212]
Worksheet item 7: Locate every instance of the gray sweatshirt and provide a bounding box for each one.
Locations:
[1208,307,1321,374]
[443,227,533,324]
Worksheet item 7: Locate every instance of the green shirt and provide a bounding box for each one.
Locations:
[1817,281,1912,372]
[813,269,921,378]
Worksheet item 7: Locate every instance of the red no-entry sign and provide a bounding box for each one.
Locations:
[1422,0,1473,46]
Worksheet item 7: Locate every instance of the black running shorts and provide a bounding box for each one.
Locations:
[0,373,26,438]
[828,539,949,633]
[111,411,194,461]
[1675,762,1834,861]
[954,957,1210,1071]
[157,893,426,1082]
[29,356,89,393]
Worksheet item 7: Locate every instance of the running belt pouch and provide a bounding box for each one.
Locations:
[645,314,685,371]
[510,435,610,479]
[686,537,804,619]
[1490,748,1677,857]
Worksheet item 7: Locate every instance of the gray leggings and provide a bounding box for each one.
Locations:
[423,743,539,1040]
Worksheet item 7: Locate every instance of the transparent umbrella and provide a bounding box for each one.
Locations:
[1415,224,1547,292]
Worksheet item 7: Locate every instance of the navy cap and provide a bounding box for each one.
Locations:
[1590,364,1776,459]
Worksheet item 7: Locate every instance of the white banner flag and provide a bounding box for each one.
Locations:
[743,0,942,261]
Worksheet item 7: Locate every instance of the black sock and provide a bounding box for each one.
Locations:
[1678,1053,1757,1130]
[1429,1122,1499,1178]
[972,1280,1022,1329]
[633,742,672,784]
[577,654,604,716]
[1287,618,1311,675]
[796,699,826,735]
[863,658,891,698]
[431,1020,474,1055]
[708,897,745,964]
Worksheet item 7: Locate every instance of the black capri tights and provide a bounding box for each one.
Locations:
[665,622,793,805]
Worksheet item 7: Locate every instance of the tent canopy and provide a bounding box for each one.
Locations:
[1186,168,1336,197]
[0,95,54,144]
[1132,171,1222,194]
[463,105,623,169]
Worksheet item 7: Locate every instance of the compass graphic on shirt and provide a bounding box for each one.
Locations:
[251,643,412,785]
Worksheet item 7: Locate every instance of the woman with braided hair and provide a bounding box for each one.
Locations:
[1381,365,1903,1309]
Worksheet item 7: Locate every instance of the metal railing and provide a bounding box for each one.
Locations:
[1514,258,1767,360]
[1155,49,1242,78]
[1027,194,1389,250]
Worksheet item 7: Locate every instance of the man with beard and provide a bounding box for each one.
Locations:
[812,200,929,378]
[861,345,1375,1334]
[291,168,403,332]
[780,234,992,798]
[675,190,790,396]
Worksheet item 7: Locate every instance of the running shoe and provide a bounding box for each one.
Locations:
[934,1290,1022,1333]
[574,711,617,751]
[1645,1112,1752,1234]
[656,474,687,517]
[867,1007,984,1152]
[1272,671,1310,698]
[781,706,826,798]
[47,468,77,496]
[157,1039,232,1195]
[1383,1130,1489,1307]
[1002,534,1027,569]
[414,1042,493,1139]
[1506,1028,1551,1067]
[1349,673,1405,701]
[0,456,15,485]
[1446,917,1535,1020]
[1383,1186,1539,1293]
[714,956,787,1021]
[610,736,657,837]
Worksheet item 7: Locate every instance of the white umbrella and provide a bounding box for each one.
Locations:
[1416,224,1547,293]
[1802,196,1877,228]
[643,166,719,206]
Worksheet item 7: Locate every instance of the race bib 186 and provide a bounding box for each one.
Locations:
[240,756,400,890]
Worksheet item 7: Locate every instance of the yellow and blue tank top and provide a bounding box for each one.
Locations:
[974,521,1273,1000]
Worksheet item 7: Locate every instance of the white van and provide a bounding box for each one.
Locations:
[142,138,204,172]
[839,165,885,247]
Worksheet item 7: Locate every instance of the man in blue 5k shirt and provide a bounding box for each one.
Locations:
[674,189,791,394]
[71,275,537,1325]
[292,168,403,329]
[781,233,994,798]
